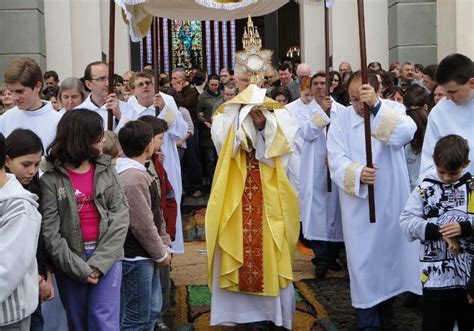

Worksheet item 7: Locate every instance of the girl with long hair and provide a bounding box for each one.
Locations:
[40,109,129,330]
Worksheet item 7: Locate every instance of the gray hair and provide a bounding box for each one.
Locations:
[172,67,187,80]
[223,83,237,91]
[59,77,87,100]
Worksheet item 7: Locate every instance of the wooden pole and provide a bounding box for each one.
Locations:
[152,17,161,116]
[107,0,115,131]
[357,0,376,223]
[324,0,332,193]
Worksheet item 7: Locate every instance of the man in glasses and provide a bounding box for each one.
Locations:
[78,61,127,130]
[116,71,188,255]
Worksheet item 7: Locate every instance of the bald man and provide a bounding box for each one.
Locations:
[286,63,313,100]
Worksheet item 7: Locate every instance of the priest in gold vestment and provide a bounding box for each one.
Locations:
[205,81,300,328]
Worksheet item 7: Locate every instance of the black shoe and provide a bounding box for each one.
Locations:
[328,260,343,271]
[315,261,329,277]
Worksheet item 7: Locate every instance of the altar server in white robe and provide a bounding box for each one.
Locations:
[420,53,474,178]
[116,71,188,253]
[286,75,344,277]
[77,61,127,130]
[327,71,422,330]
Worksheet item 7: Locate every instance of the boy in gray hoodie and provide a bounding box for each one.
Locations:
[116,120,171,330]
[0,132,42,329]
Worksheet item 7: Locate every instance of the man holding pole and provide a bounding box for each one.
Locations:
[77,61,126,130]
[326,71,421,330]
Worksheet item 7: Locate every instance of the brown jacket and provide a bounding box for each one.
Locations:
[175,85,199,123]
[119,168,170,260]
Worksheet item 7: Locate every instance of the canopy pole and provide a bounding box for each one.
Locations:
[357,0,376,223]
[107,0,116,131]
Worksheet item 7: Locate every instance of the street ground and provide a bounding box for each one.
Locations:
[167,241,423,330]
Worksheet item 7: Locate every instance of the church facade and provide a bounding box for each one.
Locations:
[0,0,472,79]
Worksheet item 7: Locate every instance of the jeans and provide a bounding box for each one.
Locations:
[41,275,68,331]
[55,249,122,331]
[0,316,30,331]
[422,289,474,331]
[120,259,162,331]
[356,298,394,330]
[29,304,43,331]
[157,265,171,323]
[201,146,217,184]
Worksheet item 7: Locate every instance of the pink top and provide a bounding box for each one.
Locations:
[67,165,100,242]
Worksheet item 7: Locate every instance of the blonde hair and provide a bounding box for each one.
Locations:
[4,58,43,90]
[0,84,11,95]
[102,131,121,159]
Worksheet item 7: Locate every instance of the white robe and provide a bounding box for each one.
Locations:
[210,248,295,329]
[420,97,474,178]
[77,94,128,130]
[0,101,62,151]
[116,93,188,253]
[286,98,343,241]
[326,101,422,308]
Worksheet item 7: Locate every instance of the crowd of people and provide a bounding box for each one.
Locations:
[0,51,472,331]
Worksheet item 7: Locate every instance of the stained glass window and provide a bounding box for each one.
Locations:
[144,19,236,74]
[171,20,203,70]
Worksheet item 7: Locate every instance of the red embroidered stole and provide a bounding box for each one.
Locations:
[239,151,264,292]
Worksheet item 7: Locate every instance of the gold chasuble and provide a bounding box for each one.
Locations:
[206,84,300,297]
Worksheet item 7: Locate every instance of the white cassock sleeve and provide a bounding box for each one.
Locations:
[159,104,188,141]
[400,187,427,242]
[298,108,330,142]
[371,104,416,148]
[419,117,440,178]
[327,117,366,198]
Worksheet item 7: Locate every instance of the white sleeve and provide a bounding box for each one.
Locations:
[371,103,416,148]
[327,117,367,198]
[298,109,330,141]
[0,201,40,302]
[160,106,188,141]
[400,187,427,242]
[419,116,440,180]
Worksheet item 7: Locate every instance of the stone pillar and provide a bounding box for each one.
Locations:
[388,0,437,66]
[44,0,74,78]
[437,0,474,61]
[300,0,389,73]
[0,0,46,78]
[43,0,131,79]
[299,3,325,72]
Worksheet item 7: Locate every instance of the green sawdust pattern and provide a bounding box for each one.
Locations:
[187,285,303,308]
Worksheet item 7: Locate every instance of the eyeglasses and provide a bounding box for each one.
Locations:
[135,81,153,88]
[349,98,361,105]
[89,76,108,83]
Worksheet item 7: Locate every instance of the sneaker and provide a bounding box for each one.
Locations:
[155,322,170,331]
[315,261,329,277]
[192,190,203,198]
[328,260,343,271]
